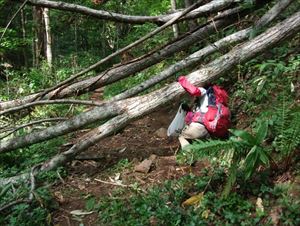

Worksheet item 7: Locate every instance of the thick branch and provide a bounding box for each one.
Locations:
[0,18,231,110]
[16,0,238,24]
[0,102,122,153]
[0,118,67,139]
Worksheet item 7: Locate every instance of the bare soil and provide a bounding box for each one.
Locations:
[51,103,209,226]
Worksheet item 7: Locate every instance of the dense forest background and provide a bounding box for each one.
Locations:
[0,0,299,225]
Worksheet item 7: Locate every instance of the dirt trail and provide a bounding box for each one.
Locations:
[51,103,209,225]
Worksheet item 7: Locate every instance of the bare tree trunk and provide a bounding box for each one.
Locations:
[185,0,198,31]
[21,9,28,68]
[32,6,44,67]
[0,11,299,154]
[43,7,52,68]
[171,0,179,38]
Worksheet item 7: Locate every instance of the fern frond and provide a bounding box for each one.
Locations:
[222,153,239,198]
[177,139,240,165]
[274,95,290,137]
[273,99,300,156]
[283,110,300,155]
[192,139,236,152]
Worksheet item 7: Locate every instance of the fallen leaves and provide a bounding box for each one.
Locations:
[182,192,204,207]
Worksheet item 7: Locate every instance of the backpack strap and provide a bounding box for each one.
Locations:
[210,104,222,130]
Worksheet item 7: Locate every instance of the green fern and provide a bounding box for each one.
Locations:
[222,152,240,198]
[177,121,270,198]
[177,139,238,165]
[272,97,300,159]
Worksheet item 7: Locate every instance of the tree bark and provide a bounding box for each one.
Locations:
[32,6,44,67]
[43,7,52,68]
[185,0,198,31]
[171,0,179,38]
[14,0,240,24]
[21,9,28,68]
[0,18,231,110]
[110,0,294,101]
[0,11,299,154]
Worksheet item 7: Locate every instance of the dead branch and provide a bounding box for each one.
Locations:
[33,0,205,102]
[0,199,30,213]
[0,18,230,110]
[0,117,67,139]
[110,0,294,101]
[14,0,239,24]
[0,99,105,116]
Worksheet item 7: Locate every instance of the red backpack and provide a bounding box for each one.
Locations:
[203,85,231,138]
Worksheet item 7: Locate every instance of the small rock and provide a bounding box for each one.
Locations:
[149,216,158,226]
[134,159,153,173]
[270,206,282,226]
[149,154,157,161]
[155,128,168,138]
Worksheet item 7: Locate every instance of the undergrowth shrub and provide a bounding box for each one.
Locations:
[97,171,263,226]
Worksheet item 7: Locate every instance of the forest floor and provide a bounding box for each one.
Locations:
[51,103,208,226]
[49,97,299,226]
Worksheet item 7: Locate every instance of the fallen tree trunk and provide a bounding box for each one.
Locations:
[0,18,231,110]
[110,0,293,101]
[0,0,290,113]
[38,10,300,174]
[0,11,299,155]
[15,0,239,24]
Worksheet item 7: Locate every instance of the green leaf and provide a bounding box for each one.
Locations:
[245,145,258,168]
[222,155,238,198]
[85,197,96,211]
[244,146,260,179]
[259,149,269,165]
[255,120,268,144]
[230,129,256,146]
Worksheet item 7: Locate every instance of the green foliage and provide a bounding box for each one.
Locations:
[177,139,236,165]
[0,138,64,225]
[97,172,262,225]
[271,97,300,162]
[233,54,299,114]
[0,185,55,226]
[0,137,65,177]
[0,28,29,54]
[178,119,271,197]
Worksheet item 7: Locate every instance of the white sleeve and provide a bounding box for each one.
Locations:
[199,87,207,96]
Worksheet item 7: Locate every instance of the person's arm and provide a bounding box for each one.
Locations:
[178,76,206,97]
